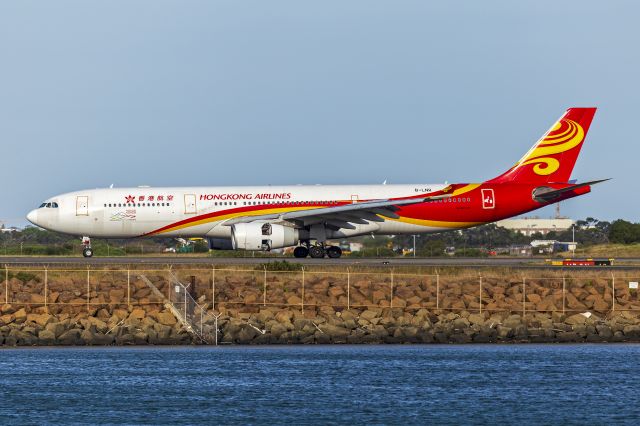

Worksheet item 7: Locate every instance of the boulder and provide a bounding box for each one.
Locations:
[467,313,486,326]
[129,308,146,320]
[1,304,15,314]
[565,313,588,326]
[320,324,350,341]
[88,317,109,334]
[14,308,27,324]
[286,295,302,306]
[37,329,56,345]
[58,329,83,345]
[0,314,14,326]
[30,294,46,304]
[9,329,38,346]
[133,332,149,345]
[26,313,52,327]
[45,322,66,338]
[92,333,115,345]
[81,329,96,345]
[156,311,177,326]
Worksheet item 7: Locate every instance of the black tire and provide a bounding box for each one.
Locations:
[326,246,342,259]
[83,248,94,258]
[293,246,309,258]
[308,245,325,258]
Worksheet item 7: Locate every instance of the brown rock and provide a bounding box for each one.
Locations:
[129,308,146,320]
[286,295,302,305]
[156,311,177,326]
[0,314,15,325]
[372,290,387,303]
[30,294,46,304]
[565,313,588,325]
[14,308,27,323]
[88,317,109,333]
[328,287,344,297]
[526,294,542,304]
[1,304,16,314]
[109,289,125,302]
[26,313,51,327]
[38,329,56,345]
[45,322,66,337]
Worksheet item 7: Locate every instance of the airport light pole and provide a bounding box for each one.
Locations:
[413,235,416,257]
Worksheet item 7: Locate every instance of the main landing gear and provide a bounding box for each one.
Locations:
[293,243,342,259]
[82,236,94,258]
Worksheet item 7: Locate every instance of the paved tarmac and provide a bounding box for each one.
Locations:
[0,256,636,269]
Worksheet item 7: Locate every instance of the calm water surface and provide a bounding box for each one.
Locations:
[0,345,638,425]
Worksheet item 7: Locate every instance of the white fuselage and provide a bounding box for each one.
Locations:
[28,184,450,239]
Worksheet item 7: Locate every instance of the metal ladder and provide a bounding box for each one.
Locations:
[138,273,218,344]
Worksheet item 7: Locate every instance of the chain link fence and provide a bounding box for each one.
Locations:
[2,266,640,316]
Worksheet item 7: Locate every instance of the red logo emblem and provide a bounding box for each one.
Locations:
[481,189,495,209]
[125,195,135,203]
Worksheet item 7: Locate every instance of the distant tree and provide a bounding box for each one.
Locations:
[609,220,640,244]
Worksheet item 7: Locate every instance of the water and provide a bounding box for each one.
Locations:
[0,345,638,425]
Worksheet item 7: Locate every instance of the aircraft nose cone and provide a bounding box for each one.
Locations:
[26,209,38,225]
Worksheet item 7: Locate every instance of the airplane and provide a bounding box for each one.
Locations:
[27,107,605,259]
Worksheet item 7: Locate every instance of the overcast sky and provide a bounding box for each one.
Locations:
[1,1,637,227]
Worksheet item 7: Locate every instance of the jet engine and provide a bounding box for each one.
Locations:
[231,222,299,251]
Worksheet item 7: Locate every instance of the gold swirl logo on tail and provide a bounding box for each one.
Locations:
[515,119,584,176]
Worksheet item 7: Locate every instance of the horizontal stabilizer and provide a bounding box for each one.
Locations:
[532,179,610,203]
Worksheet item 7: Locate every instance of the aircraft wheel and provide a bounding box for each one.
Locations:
[293,246,309,258]
[308,245,325,258]
[83,248,94,258]
[326,246,342,259]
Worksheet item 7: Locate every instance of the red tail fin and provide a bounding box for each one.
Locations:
[488,107,596,184]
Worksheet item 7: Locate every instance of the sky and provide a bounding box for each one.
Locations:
[1,1,638,227]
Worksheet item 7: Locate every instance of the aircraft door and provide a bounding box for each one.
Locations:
[184,194,197,214]
[351,195,359,204]
[76,196,89,216]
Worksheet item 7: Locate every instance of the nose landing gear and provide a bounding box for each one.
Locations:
[82,237,94,258]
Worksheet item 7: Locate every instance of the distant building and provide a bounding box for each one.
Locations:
[509,245,532,256]
[496,217,574,236]
[530,239,578,254]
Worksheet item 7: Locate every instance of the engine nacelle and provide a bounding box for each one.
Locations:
[231,223,299,251]
[208,237,234,250]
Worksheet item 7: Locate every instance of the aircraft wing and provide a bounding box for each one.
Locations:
[222,193,451,230]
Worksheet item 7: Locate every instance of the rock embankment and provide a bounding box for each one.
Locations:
[3,302,640,345]
[0,304,192,346]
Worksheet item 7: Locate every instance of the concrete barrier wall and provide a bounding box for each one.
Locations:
[2,267,640,345]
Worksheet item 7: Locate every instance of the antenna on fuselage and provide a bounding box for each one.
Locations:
[382,179,387,185]
[109,184,114,188]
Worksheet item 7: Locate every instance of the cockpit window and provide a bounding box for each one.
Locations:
[39,202,59,208]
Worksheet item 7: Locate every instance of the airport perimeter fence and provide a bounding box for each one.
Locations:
[2,266,640,317]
